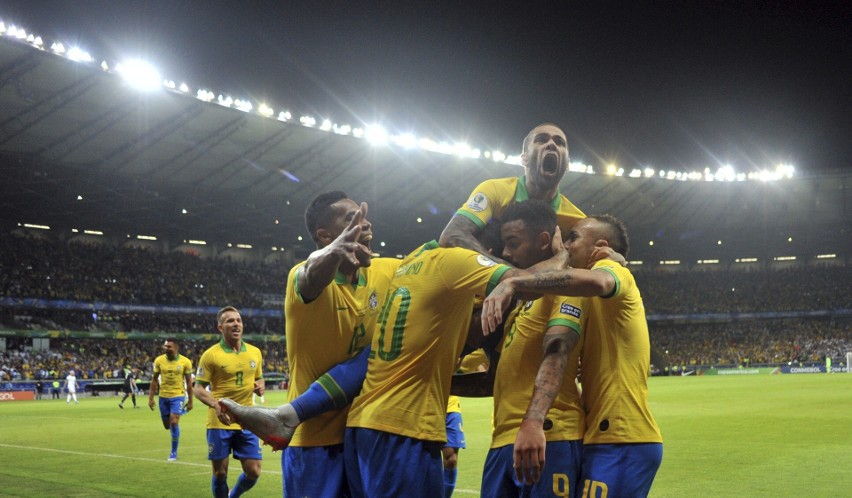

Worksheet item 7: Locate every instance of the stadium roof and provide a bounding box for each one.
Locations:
[1,37,849,262]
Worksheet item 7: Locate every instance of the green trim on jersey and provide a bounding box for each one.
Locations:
[514,175,562,212]
[547,318,582,336]
[596,267,621,299]
[218,339,247,353]
[485,265,511,295]
[414,240,441,257]
[455,209,486,228]
[333,269,367,288]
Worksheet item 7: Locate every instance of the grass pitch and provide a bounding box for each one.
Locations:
[1,374,850,497]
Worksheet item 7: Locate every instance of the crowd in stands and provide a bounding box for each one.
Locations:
[651,319,852,368]
[2,232,851,378]
[0,336,289,384]
[635,266,852,314]
[0,234,288,308]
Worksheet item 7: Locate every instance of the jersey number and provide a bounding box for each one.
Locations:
[376,288,410,361]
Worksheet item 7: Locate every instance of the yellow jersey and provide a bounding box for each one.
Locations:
[492,295,586,448]
[152,354,192,398]
[447,395,461,414]
[346,241,510,442]
[581,261,662,444]
[196,340,263,430]
[285,257,400,446]
[456,176,585,232]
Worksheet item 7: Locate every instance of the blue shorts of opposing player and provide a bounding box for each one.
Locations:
[158,396,184,421]
[482,440,582,498]
[283,444,349,498]
[206,429,264,461]
[580,443,663,498]
[344,427,443,498]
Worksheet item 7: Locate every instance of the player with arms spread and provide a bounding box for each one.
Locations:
[194,307,265,498]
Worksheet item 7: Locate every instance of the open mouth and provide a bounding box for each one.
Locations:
[542,153,559,175]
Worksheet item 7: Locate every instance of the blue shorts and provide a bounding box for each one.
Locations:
[158,396,184,420]
[283,445,349,498]
[206,429,263,461]
[344,427,443,498]
[482,440,583,498]
[444,412,466,449]
[580,443,663,498]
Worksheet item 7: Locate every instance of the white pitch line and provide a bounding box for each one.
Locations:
[0,443,281,474]
[0,443,481,494]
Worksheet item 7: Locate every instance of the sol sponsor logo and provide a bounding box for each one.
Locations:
[0,392,16,401]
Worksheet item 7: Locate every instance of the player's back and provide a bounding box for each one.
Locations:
[346,241,509,442]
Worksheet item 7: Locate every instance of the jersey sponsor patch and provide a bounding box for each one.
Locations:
[559,303,582,319]
[477,254,497,267]
[466,192,489,212]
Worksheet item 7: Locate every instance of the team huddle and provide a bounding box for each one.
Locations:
[148,123,662,498]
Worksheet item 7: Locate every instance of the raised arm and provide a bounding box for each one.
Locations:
[513,326,580,484]
[298,202,371,302]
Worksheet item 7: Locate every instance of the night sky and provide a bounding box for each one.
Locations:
[1,0,849,174]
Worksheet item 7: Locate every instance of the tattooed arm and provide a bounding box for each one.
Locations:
[513,327,580,484]
[482,268,614,335]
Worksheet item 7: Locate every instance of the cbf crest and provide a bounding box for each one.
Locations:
[369,291,379,310]
[249,360,257,369]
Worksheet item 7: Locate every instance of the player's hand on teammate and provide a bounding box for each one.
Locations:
[481,280,516,335]
[513,418,547,485]
[586,246,626,268]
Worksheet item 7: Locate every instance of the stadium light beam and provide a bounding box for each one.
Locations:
[116,59,162,91]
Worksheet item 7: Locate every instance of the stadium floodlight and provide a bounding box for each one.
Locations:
[416,217,422,223]
[816,254,836,259]
[299,115,317,127]
[365,125,389,146]
[188,240,207,245]
[717,240,722,245]
[234,99,252,112]
[504,154,522,166]
[258,104,274,117]
[179,83,190,92]
[333,124,352,135]
[319,119,333,131]
[50,42,66,54]
[606,164,617,176]
[697,259,719,264]
[136,235,157,241]
[616,168,624,177]
[628,260,643,265]
[297,236,303,241]
[629,169,642,178]
[644,168,655,178]
[236,244,252,249]
[22,223,50,230]
[380,241,386,247]
[196,89,215,102]
[660,260,681,265]
[181,208,188,214]
[0,21,5,34]
[71,228,79,233]
[67,46,93,63]
[217,95,234,107]
[649,241,654,246]
[774,256,796,261]
[452,142,473,158]
[83,230,103,235]
[716,165,736,182]
[491,150,506,162]
[393,133,417,149]
[100,61,109,71]
[116,59,162,91]
[735,258,758,263]
[418,138,439,152]
[278,111,292,121]
[352,127,364,138]
[163,80,176,89]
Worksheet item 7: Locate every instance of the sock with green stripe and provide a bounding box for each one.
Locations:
[291,346,369,420]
